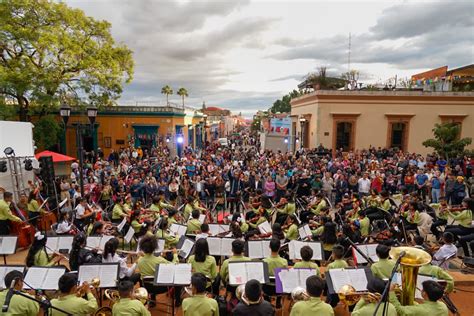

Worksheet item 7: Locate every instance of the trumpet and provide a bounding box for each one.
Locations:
[77,277,100,297]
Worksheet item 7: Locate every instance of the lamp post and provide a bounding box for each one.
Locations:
[59,103,98,196]
[299,117,306,149]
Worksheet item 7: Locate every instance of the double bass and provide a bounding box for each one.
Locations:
[9,202,35,248]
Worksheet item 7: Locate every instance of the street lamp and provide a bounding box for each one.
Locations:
[299,117,306,149]
[60,103,98,196]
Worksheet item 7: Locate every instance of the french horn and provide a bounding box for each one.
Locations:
[291,287,310,302]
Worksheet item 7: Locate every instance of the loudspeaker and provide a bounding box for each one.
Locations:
[38,156,56,197]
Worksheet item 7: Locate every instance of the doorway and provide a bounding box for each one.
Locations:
[390,122,406,150]
[336,122,353,151]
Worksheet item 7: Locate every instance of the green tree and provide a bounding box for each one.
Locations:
[33,115,63,150]
[422,122,472,159]
[0,0,134,121]
[269,89,301,114]
[161,85,173,105]
[177,87,188,108]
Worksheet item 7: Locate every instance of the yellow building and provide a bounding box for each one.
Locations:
[62,105,204,157]
[290,90,474,155]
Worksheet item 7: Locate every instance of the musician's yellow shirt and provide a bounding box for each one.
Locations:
[240,222,249,233]
[286,202,296,215]
[112,204,126,220]
[184,204,194,221]
[381,199,392,213]
[359,217,370,237]
[448,209,472,227]
[0,199,21,222]
[352,298,397,316]
[27,200,41,213]
[182,294,219,316]
[263,254,288,277]
[293,261,321,277]
[112,297,151,316]
[289,297,334,316]
[187,219,202,234]
[187,255,218,282]
[419,264,454,293]
[0,289,39,316]
[284,223,298,241]
[311,199,326,215]
[220,255,251,283]
[137,253,178,277]
[370,258,396,280]
[389,292,448,316]
[50,292,98,316]
[248,216,266,229]
[326,259,348,270]
[34,249,55,267]
[155,228,179,248]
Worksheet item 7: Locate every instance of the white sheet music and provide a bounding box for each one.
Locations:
[24,267,65,290]
[208,224,229,236]
[354,244,380,264]
[23,268,47,289]
[258,221,272,234]
[174,264,192,285]
[298,269,315,288]
[328,268,368,293]
[0,266,24,289]
[351,269,368,291]
[100,265,119,287]
[289,240,323,260]
[86,236,101,249]
[42,269,65,290]
[207,237,221,256]
[228,262,248,285]
[124,227,135,244]
[278,268,316,293]
[298,225,312,239]
[328,269,352,293]
[0,237,17,255]
[78,265,100,285]
[117,217,127,232]
[248,241,263,259]
[46,237,59,255]
[170,224,187,237]
[179,239,194,258]
[57,236,74,252]
[99,236,115,249]
[156,264,175,284]
[220,238,234,257]
[394,273,439,299]
[246,262,265,283]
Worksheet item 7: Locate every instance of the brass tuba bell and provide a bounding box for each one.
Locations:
[291,287,310,302]
[133,287,149,305]
[390,246,431,306]
[104,289,120,303]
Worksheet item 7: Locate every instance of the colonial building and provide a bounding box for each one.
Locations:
[290,90,474,155]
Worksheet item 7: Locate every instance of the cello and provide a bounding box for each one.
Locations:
[9,202,35,248]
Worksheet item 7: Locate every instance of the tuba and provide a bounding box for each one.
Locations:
[291,287,310,302]
[134,287,149,305]
[390,246,431,305]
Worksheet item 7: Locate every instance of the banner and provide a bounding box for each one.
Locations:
[270,118,291,135]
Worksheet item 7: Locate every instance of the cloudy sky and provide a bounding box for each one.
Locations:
[65,0,473,116]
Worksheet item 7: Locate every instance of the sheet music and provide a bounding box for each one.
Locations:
[42,268,65,290]
[298,225,312,239]
[179,239,194,258]
[99,265,119,287]
[78,265,101,285]
[220,238,234,257]
[248,241,263,259]
[298,269,315,288]
[198,214,206,224]
[350,269,368,291]
[289,240,323,260]
[229,262,248,285]
[170,224,187,237]
[258,221,272,234]
[246,262,265,283]
[0,266,24,289]
[280,269,299,293]
[262,240,271,258]
[354,244,379,264]
[86,236,101,249]
[207,237,221,256]
[57,236,74,252]
[174,264,192,285]
[156,264,174,284]
[394,273,438,299]
[208,224,229,236]
[23,267,47,289]
[0,237,17,254]
[117,217,127,232]
[157,239,165,253]
[99,236,115,249]
[46,237,59,254]
[328,269,352,293]
[124,227,135,244]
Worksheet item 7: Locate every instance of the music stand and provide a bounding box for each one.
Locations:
[0,236,17,264]
[154,263,192,315]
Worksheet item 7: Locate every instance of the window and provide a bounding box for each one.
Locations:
[385,114,414,152]
[331,113,360,152]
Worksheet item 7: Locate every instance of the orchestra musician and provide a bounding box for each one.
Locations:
[220,240,250,293]
[370,244,396,280]
[444,198,474,240]
[0,270,39,316]
[56,212,74,235]
[430,197,449,240]
[187,238,218,295]
[155,218,179,248]
[187,209,203,234]
[262,239,288,308]
[389,280,449,315]
[289,275,334,316]
[282,214,298,241]
[74,197,95,231]
[103,238,141,285]
[50,273,98,316]
[352,278,397,316]
[0,191,22,235]
[112,280,151,316]
[27,191,45,228]
[182,273,219,316]
[69,233,102,271]
[26,232,62,267]
[293,245,321,277]
[232,279,274,316]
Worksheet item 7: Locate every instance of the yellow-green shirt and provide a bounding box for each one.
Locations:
[27,200,41,213]
[155,228,179,248]
[293,261,321,277]
[248,216,267,229]
[112,204,126,220]
[290,297,334,316]
[419,264,454,293]
[449,209,472,227]
[381,199,392,213]
[137,253,178,277]
[359,217,370,237]
[220,255,251,283]
[389,292,448,316]
[370,258,396,280]
[430,203,448,220]
[240,222,249,233]
[187,219,202,234]
[182,294,219,316]
[34,249,55,267]
[0,289,39,316]
[131,220,142,233]
[263,254,288,277]
[112,297,151,316]
[284,224,299,241]
[50,293,98,316]
[0,199,21,222]
[311,199,327,215]
[327,259,348,270]
[184,204,194,221]
[286,202,296,215]
[187,255,217,281]
[352,298,397,316]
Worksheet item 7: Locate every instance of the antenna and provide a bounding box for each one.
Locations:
[348,32,351,73]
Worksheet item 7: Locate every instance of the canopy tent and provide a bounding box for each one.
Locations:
[35,150,75,162]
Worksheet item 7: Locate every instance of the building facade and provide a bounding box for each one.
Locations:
[290,90,474,155]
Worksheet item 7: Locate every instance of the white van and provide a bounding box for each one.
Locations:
[218,138,229,147]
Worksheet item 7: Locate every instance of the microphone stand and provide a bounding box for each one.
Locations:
[344,237,375,265]
[372,252,404,316]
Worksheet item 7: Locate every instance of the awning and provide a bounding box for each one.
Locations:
[35,150,76,162]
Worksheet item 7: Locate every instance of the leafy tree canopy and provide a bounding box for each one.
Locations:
[422,122,472,159]
[0,0,134,121]
[269,89,301,114]
[33,115,62,150]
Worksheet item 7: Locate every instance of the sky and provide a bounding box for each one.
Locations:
[64,0,474,116]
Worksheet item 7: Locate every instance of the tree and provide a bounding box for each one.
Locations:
[33,115,62,150]
[269,89,301,114]
[0,0,134,121]
[422,122,472,160]
[177,87,188,108]
[161,85,173,105]
[304,67,345,91]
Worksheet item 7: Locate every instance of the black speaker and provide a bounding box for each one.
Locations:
[38,156,56,197]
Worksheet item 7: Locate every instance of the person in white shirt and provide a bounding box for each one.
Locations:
[103,237,140,285]
[56,212,73,235]
[358,173,371,196]
[432,232,458,269]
